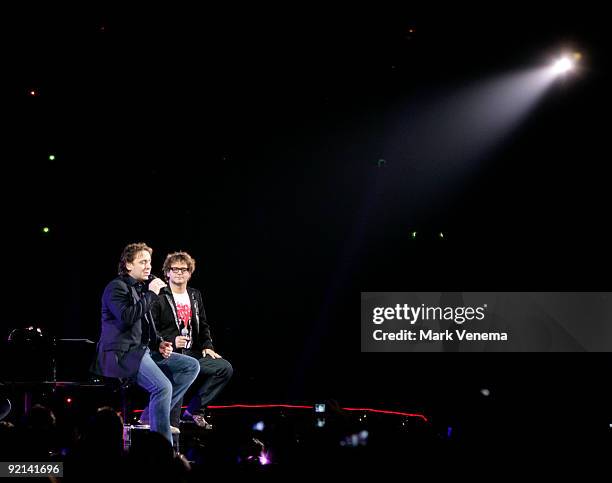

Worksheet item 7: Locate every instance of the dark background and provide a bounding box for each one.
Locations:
[2,3,611,442]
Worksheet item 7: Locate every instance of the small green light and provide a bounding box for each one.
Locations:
[439,232,445,239]
[48,154,56,161]
[411,231,417,239]
[42,227,50,234]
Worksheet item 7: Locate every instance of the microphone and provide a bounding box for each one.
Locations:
[147,273,166,288]
[181,326,192,349]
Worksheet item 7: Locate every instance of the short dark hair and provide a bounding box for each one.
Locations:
[118,243,153,276]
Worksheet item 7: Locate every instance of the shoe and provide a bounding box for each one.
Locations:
[138,420,180,434]
[137,419,150,429]
[183,410,213,429]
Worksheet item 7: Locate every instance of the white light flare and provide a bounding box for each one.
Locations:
[551,56,574,75]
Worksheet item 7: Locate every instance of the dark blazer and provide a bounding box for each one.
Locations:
[93,275,162,379]
[151,286,214,357]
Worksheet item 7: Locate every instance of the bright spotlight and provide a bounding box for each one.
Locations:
[551,56,575,75]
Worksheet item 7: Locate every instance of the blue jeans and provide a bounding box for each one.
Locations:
[136,349,200,443]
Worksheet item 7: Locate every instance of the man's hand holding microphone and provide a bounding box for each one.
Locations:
[148,275,167,295]
[175,327,191,349]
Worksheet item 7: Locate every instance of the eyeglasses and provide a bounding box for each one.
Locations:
[170,267,190,274]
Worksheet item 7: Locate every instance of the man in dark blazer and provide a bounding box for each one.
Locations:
[94,243,200,443]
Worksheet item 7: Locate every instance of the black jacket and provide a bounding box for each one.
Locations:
[151,286,214,357]
[93,275,162,379]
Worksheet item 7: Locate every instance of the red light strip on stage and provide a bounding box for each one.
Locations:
[208,404,313,410]
[340,407,428,423]
[134,404,428,422]
[207,404,428,422]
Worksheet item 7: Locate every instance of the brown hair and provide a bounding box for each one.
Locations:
[162,251,196,279]
[118,243,153,276]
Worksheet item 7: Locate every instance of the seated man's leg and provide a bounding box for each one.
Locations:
[139,405,149,424]
[140,392,188,428]
[186,357,233,416]
[153,352,200,421]
[169,399,183,428]
[135,351,173,443]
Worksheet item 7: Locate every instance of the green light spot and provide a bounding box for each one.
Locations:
[42,227,50,234]
[411,231,417,239]
[48,154,56,161]
[439,232,445,239]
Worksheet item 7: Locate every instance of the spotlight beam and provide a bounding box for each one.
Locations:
[379,48,582,216]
